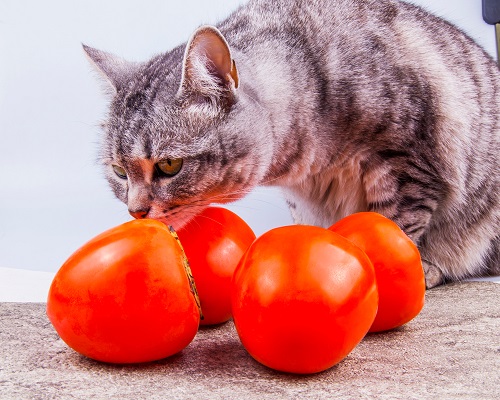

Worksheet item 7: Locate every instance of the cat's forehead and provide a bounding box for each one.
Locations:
[113,67,178,115]
[105,96,218,162]
[106,115,194,160]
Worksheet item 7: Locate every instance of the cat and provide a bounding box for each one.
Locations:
[84,0,499,289]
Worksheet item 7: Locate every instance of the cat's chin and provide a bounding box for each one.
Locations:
[144,205,209,231]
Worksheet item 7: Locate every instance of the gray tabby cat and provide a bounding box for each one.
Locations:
[84,0,499,288]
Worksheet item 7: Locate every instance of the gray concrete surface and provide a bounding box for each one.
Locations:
[0,282,499,399]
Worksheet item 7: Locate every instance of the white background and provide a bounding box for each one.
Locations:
[0,0,497,275]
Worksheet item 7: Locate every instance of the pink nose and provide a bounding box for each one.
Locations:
[129,208,150,219]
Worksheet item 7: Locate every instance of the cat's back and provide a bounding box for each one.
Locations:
[223,0,497,68]
[222,0,499,153]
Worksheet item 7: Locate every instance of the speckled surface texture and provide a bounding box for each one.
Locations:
[1,282,499,399]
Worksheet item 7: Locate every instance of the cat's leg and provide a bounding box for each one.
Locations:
[421,260,445,288]
[374,210,446,289]
[396,225,446,289]
[363,162,447,289]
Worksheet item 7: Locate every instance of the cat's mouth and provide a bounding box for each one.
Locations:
[131,203,209,231]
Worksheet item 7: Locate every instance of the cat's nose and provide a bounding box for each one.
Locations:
[129,208,150,219]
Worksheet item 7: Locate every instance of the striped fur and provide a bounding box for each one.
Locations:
[85,0,499,288]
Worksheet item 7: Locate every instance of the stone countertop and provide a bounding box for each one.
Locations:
[1,282,499,399]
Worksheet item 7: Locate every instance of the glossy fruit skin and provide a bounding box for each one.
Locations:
[46,219,200,364]
[177,207,256,325]
[329,212,425,332]
[231,225,378,374]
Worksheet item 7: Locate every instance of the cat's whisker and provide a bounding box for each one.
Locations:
[186,214,226,229]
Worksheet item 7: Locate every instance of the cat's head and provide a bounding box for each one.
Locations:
[84,26,273,228]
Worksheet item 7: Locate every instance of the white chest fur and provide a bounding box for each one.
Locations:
[282,152,368,228]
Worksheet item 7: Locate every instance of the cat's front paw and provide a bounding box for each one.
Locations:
[422,260,445,289]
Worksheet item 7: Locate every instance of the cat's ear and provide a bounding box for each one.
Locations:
[179,26,239,104]
[82,44,137,94]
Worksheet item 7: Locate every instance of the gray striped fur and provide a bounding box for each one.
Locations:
[85,0,499,288]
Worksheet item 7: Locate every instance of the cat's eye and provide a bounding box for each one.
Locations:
[112,165,127,179]
[156,158,183,177]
